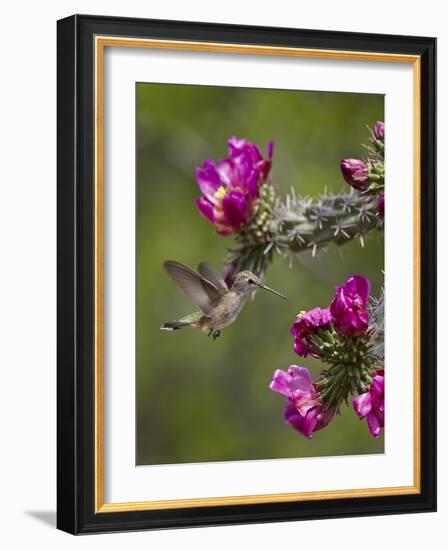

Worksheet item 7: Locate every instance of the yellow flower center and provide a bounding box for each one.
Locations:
[214,186,228,201]
[296,310,306,318]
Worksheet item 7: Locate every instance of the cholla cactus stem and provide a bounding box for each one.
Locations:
[228,188,382,276]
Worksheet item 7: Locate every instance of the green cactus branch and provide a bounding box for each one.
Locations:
[274,190,381,252]
[228,186,383,276]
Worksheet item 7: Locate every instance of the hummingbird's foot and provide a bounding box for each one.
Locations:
[208,329,213,337]
[212,330,221,341]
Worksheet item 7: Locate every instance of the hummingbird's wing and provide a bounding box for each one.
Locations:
[197,262,229,292]
[163,261,222,316]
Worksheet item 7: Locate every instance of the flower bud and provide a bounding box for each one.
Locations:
[372,121,384,140]
[340,159,369,191]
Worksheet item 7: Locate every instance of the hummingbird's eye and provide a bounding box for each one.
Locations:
[248,279,255,285]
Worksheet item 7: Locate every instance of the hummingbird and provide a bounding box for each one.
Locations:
[160,260,287,340]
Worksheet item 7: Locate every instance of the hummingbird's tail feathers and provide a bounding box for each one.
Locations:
[160,321,189,331]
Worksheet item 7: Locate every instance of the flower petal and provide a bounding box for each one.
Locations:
[314,408,335,432]
[284,400,313,439]
[222,190,248,229]
[371,374,385,410]
[367,411,383,437]
[257,160,271,180]
[233,149,252,180]
[287,365,313,389]
[245,169,261,199]
[306,307,333,326]
[345,275,371,305]
[293,338,310,357]
[216,159,237,186]
[227,136,249,157]
[353,391,372,419]
[301,407,320,439]
[372,374,384,397]
[195,197,215,224]
[269,369,293,398]
[293,390,317,416]
[248,144,263,164]
[195,166,222,203]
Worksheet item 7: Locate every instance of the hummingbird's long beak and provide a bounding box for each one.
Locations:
[261,284,287,300]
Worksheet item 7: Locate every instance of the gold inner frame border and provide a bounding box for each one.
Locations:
[94,36,421,513]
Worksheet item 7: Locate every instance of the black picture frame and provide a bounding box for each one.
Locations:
[57,14,436,535]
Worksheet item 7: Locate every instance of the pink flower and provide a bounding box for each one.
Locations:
[195,137,273,235]
[290,307,332,357]
[270,366,335,439]
[329,275,371,337]
[340,159,369,191]
[353,370,384,437]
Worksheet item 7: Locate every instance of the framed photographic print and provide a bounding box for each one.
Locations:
[57,14,436,534]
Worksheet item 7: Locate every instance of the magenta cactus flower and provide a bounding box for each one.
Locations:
[195,137,274,235]
[340,158,369,191]
[270,365,334,439]
[372,121,385,140]
[290,307,332,357]
[329,275,371,337]
[353,370,384,437]
[377,193,384,219]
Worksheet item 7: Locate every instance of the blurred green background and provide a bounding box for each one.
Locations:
[136,83,384,465]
